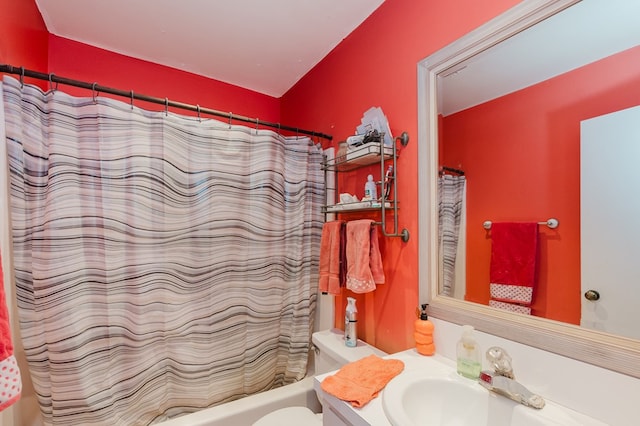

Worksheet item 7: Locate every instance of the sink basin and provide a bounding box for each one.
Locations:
[383,373,488,425]
[382,369,606,426]
[383,371,497,426]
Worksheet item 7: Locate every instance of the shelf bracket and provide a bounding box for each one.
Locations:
[380,131,409,242]
[396,131,409,147]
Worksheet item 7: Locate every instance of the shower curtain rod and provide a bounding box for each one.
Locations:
[0,64,333,141]
[440,166,464,176]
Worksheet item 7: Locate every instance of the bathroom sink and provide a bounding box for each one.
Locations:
[382,369,605,426]
[382,372,491,426]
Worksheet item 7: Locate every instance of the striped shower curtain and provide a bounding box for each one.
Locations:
[438,174,466,297]
[0,76,323,425]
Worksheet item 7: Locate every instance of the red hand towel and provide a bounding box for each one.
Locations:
[0,253,22,412]
[489,222,538,306]
[319,221,345,295]
[489,300,532,315]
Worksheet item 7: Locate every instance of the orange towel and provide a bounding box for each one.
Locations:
[319,220,345,295]
[369,226,384,285]
[346,220,385,293]
[320,355,404,408]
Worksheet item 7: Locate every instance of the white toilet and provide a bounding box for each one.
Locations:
[252,328,387,426]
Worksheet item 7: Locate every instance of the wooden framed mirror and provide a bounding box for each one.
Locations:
[418,0,640,378]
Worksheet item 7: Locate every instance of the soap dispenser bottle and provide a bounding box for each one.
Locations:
[457,325,481,379]
[345,297,358,347]
[414,304,435,356]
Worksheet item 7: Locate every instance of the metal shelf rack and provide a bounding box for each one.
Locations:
[322,131,410,242]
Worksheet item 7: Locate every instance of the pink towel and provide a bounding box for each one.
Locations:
[0,252,22,412]
[369,226,384,284]
[346,220,384,293]
[489,222,538,307]
[319,221,345,295]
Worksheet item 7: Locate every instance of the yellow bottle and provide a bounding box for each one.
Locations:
[414,304,435,356]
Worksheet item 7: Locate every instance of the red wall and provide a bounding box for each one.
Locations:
[442,46,640,325]
[0,0,49,87]
[47,36,280,122]
[281,0,520,354]
[10,0,604,354]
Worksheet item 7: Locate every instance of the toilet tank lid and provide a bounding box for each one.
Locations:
[312,328,387,364]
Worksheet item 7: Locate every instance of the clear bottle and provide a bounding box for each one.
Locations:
[364,174,377,200]
[345,297,358,347]
[414,304,435,355]
[457,325,482,379]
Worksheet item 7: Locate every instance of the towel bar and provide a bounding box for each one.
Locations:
[483,218,559,230]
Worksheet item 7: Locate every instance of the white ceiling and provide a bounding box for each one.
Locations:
[35,0,385,98]
[439,0,640,116]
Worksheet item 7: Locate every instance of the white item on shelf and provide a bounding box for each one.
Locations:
[339,193,359,204]
[364,174,377,200]
[345,142,394,164]
[356,106,393,147]
[325,201,392,213]
[346,134,365,146]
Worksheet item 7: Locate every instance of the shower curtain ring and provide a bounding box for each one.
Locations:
[256,118,259,134]
[48,73,58,94]
[165,97,169,116]
[228,113,233,128]
[19,67,25,88]
[196,104,201,122]
[130,90,135,109]
[277,123,281,136]
[92,83,99,104]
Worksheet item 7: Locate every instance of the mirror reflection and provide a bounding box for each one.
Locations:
[436,0,640,341]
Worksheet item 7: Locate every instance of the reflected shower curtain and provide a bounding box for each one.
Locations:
[1,76,323,425]
[438,174,466,297]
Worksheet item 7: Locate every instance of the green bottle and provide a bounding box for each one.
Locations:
[457,325,482,379]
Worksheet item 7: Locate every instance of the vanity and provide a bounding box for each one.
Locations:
[315,319,638,425]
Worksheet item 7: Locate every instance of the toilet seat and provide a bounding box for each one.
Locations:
[252,406,321,426]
